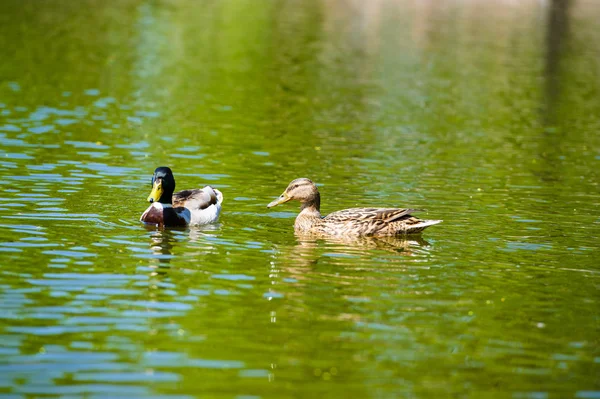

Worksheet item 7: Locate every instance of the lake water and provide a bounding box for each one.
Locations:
[1,0,599,398]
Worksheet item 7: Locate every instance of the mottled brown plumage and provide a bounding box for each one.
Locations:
[267,178,441,236]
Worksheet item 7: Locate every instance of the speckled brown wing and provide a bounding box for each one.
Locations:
[322,208,424,236]
[325,208,421,223]
[173,188,218,211]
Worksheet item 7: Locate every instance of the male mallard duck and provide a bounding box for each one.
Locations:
[140,167,223,227]
[267,178,441,236]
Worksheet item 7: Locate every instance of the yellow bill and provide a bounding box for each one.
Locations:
[267,192,290,208]
[147,179,163,203]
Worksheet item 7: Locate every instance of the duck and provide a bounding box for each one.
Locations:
[267,178,441,236]
[140,166,223,227]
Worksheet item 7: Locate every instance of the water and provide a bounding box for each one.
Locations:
[1,0,599,397]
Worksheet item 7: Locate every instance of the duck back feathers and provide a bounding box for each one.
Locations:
[317,208,441,236]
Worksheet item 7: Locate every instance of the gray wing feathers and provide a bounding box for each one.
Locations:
[173,186,219,210]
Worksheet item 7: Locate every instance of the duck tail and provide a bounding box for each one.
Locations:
[213,188,224,205]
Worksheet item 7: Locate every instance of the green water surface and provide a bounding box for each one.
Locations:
[0,0,599,398]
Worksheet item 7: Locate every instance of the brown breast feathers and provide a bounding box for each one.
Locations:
[141,205,188,227]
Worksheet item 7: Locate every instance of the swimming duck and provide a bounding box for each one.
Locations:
[267,178,441,236]
[140,167,223,227]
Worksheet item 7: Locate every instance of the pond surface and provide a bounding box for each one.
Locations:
[1,0,599,398]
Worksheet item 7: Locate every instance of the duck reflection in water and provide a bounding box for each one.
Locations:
[296,233,430,256]
[142,224,221,269]
[275,233,432,273]
[303,234,430,252]
[147,228,176,268]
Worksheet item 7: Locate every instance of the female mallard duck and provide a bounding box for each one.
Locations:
[267,178,441,236]
[140,167,223,227]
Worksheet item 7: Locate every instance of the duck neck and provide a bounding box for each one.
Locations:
[159,190,173,205]
[299,193,321,218]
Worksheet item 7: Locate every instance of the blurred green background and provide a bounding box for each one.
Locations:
[0,0,598,398]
